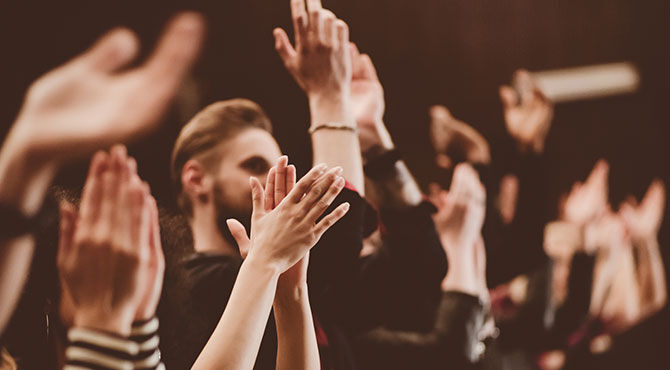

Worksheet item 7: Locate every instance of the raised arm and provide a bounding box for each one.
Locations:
[192,162,348,370]
[274,0,364,193]
[0,13,203,335]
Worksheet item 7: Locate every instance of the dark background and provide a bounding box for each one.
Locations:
[1,0,668,280]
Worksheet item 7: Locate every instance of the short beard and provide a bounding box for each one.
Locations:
[213,183,251,253]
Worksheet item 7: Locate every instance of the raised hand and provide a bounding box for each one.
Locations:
[429,105,490,169]
[499,69,553,154]
[620,179,666,242]
[432,164,487,296]
[562,160,610,226]
[274,0,351,102]
[57,146,161,336]
[433,164,487,251]
[228,162,349,274]
[4,12,204,164]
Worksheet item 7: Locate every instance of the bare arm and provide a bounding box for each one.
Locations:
[275,0,364,193]
[194,162,348,370]
[0,13,203,336]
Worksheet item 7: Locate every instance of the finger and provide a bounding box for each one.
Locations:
[350,43,363,77]
[140,12,205,91]
[125,177,148,251]
[307,1,323,39]
[306,0,323,13]
[587,159,610,188]
[321,10,336,47]
[273,28,297,66]
[643,179,666,210]
[499,86,518,108]
[314,202,350,237]
[264,166,276,212]
[275,156,289,205]
[286,164,297,193]
[430,105,453,122]
[360,54,378,79]
[290,0,308,42]
[336,20,349,49]
[127,157,137,177]
[79,151,109,228]
[514,69,534,105]
[305,175,346,222]
[80,28,139,73]
[226,219,251,258]
[58,201,78,266]
[110,144,128,176]
[300,167,343,210]
[250,177,265,216]
[287,163,328,203]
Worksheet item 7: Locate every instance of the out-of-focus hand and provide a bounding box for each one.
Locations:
[58,147,158,336]
[562,160,610,227]
[274,0,351,102]
[433,163,487,252]
[348,44,390,154]
[429,105,490,168]
[227,163,350,275]
[5,13,204,164]
[499,69,553,154]
[620,179,666,242]
[584,211,628,254]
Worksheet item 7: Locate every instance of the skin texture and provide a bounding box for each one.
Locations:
[499,69,554,154]
[58,147,164,336]
[274,0,365,193]
[192,161,349,370]
[0,12,203,335]
[431,164,487,298]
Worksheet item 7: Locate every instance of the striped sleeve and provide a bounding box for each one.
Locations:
[64,327,137,370]
[129,317,164,370]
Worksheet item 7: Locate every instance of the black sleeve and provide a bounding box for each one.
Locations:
[548,252,595,345]
[308,188,368,314]
[485,152,550,287]
[353,292,485,370]
[321,201,447,333]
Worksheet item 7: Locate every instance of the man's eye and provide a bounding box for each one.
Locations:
[241,157,270,175]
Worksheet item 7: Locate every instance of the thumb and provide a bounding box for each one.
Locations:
[80,28,139,73]
[273,28,296,67]
[499,86,518,108]
[227,219,251,258]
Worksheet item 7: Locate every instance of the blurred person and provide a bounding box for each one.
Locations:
[353,163,489,370]
[165,1,372,368]
[429,69,554,286]
[0,13,204,367]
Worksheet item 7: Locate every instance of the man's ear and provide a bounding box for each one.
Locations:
[182,159,212,203]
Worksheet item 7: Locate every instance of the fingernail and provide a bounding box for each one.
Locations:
[316,163,327,172]
[336,177,345,187]
[334,166,343,175]
[342,202,350,211]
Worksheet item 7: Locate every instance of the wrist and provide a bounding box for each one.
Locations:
[308,93,354,126]
[275,282,309,306]
[0,131,58,215]
[360,121,395,156]
[243,252,284,280]
[73,308,134,337]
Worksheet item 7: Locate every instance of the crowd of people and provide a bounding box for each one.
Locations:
[0,1,667,369]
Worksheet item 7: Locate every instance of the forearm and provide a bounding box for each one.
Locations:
[0,136,57,335]
[309,94,365,194]
[440,240,479,297]
[192,257,280,370]
[274,283,320,370]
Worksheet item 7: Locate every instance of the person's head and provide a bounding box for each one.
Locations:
[171,99,281,231]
